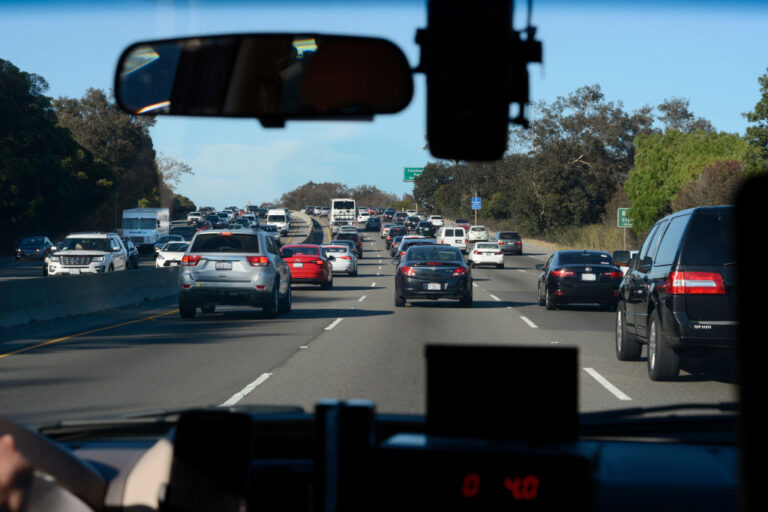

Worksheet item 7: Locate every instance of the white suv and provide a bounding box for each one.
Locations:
[468,225,489,243]
[48,233,128,275]
[428,215,444,227]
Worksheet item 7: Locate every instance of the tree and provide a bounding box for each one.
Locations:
[743,68,768,172]
[0,59,111,249]
[657,97,714,133]
[54,88,158,228]
[671,160,744,211]
[625,130,754,232]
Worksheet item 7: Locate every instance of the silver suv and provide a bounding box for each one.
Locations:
[47,232,128,275]
[178,230,292,318]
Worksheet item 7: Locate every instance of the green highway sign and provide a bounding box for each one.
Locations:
[404,167,424,182]
[617,208,632,228]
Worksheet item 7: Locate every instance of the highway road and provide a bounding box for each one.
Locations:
[0,218,737,427]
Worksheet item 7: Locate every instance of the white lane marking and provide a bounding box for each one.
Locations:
[518,269,526,273]
[472,282,478,288]
[378,266,382,270]
[520,316,538,328]
[378,260,382,264]
[371,282,377,287]
[220,373,272,407]
[325,318,343,331]
[300,346,309,349]
[358,295,367,302]
[583,368,632,401]
[489,294,501,302]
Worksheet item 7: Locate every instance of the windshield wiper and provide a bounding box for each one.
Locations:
[580,402,737,422]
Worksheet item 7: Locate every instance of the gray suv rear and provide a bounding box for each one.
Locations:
[178,230,292,318]
[493,231,523,254]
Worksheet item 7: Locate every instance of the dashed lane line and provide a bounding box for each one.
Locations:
[220,372,272,407]
[324,318,344,331]
[583,368,632,401]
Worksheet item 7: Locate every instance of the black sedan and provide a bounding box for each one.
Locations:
[386,226,407,249]
[394,245,472,307]
[415,221,436,238]
[15,236,53,261]
[365,216,382,232]
[536,250,623,311]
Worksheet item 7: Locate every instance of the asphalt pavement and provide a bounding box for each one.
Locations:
[0,219,737,427]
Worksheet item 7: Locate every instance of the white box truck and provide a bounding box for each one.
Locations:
[122,207,170,250]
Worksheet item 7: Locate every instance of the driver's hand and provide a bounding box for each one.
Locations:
[0,435,32,512]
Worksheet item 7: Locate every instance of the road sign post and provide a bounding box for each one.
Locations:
[617,208,632,250]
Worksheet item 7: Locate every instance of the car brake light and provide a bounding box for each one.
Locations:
[664,271,725,294]
[221,232,232,236]
[400,251,406,255]
[452,266,468,277]
[246,256,269,267]
[516,241,522,245]
[601,270,623,278]
[498,241,504,245]
[474,250,481,254]
[182,255,202,266]
[340,256,351,260]
[400,265,416,277]
[464,239,468,244]
[496,250,503,255]
[551,268,574,278]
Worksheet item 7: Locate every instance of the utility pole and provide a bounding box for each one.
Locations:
[474,190,478,225]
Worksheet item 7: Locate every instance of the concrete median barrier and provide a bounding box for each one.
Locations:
[0,267,179,328]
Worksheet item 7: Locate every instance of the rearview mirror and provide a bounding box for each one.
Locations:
[612,250,630,267]
[115,34,413,126]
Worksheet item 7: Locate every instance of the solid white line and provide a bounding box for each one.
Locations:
[220,373,272,407]
[358,295,366,302]
[583,368,632,401]
[489,294,501,302]
[520,316,538,328]
[325,318,343,330]
[517,269,526,273]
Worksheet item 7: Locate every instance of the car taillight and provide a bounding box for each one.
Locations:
[439,240,444,244]
[498,241,504,245]
[515,241,522,245]
[400,251,406,256]
[496,250,503,255]
[246,256,269,267]
[400,266,416,277]
[601,270,623,278]
[464,239,468,244]
[452,266,468,277]
[340,256,351,260]
[664,271,725,294]
[474,250,481,254]
[182,255,202,266]
[551,268,574,278]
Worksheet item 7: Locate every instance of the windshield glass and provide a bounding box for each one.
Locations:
[19,237,44,245]
[0,0,748,435]
[281,247,319,257]
[162,242,189,252]
[59,238,109,252]
[558,252,613,265]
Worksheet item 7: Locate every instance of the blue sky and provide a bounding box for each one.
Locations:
[2,0,767,207]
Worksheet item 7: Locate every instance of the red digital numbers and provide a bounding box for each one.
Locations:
[461,473,482,498]
[504,475,540,501]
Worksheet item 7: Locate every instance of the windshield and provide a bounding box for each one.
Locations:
[19,237,44,245]
[122,218,158,230]
[162,242,189,252]
[59,238,109,252]
[0,0,748,440]
[558,252,613,265]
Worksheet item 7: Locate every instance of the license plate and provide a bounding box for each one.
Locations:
[170,261,179,266]
[70,269,80,275]
[215,261,232,270]
[427,283,442,291]
[293,262,303,268]
[581,273,596,281]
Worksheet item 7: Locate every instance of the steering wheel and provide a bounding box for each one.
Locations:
[0,417,106,511]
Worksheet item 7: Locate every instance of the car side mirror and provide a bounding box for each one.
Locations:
[535,263,544,270]
[638,256,652,272]
[328,255,335,261]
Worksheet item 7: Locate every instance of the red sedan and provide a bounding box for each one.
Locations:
[280,244,334,289]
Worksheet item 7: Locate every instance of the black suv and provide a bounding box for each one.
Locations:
[415,221,436,238]
[615,206,736,381]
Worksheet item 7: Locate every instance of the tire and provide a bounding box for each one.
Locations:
[350,268,358,277]
[108,264,114,272]
[179,296,196,319]
[537,284,546,306]
[278,280,292,313]
[545,288,556,310]
[263,283,279,318]
[459,289,473,308]
[616,302,641,361]
[395,294,406,307]
[647,309,680,381]
[469,261,475,268]
[497,263,504,269]
[201,304,216,314]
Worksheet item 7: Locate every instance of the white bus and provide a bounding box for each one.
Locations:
[121,207,170,250]
[330,198,356,224]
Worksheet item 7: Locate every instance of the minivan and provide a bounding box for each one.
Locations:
[436,226,467,253]
[615,206,736,381]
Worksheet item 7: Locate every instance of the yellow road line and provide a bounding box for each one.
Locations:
[0,310,178,359]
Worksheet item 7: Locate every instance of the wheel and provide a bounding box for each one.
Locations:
[278,280,292,313]
[458,290,473,308]
[497,263,504,269]
[545,288,556,310]
[262,283,279,318]
[179,295,196,318]
[616,302,641,361]
[108,264,114,272]
[321,276,331,289]
[647,310,680,380]
[395,294,405,307]
[350,268,358,276]
[470,260,475,268]
[537,284,545,306]
[201,304,215,314]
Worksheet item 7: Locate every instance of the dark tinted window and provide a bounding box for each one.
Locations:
[20,237,45,245]
[654,215,691,266]
[498,232,520,240]
[407,247,463,262]
[401,240,436,251]
[333,200,355,209]
[680,210,734,266]
[638,223,661,263]
[557,252,613,265]
[281,246,320,257]
[190,234,260,253]
[443,229,454,237]
[336,233,359,241]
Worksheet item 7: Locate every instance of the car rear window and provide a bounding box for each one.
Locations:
[454,229,465,236]
[558,252,612,265]
[443,229,454,236]
[190,233,260,253]
[322,246,347,254]
[407,247,463,262]
[680,210,734,266]
[281,246,319,257]
[470,227,486,231]
[498,232,520,240]
[337,233,358,241]
[476,243,498,250]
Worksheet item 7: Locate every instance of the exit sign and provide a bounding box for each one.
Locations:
[617,208,632,228]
